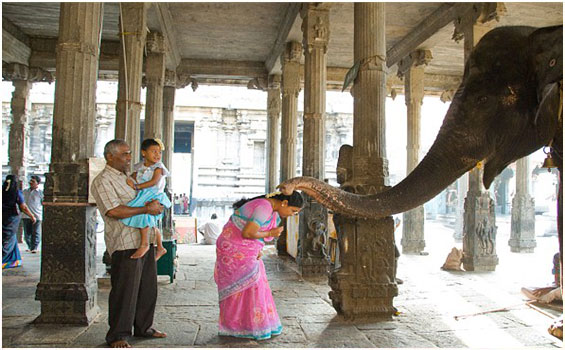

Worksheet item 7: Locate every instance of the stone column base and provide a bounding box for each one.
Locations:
[462,255,499,272]
[299,257,328,276]
[509,194,536,253]
[400,238,425,254]
[508,239,536,253]
[35,204,99,325]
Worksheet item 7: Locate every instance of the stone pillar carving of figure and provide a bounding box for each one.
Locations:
[509,157,536,252]
[115,2,148,164]
[35,2,103,325]
[455,3,506,271]
[296,3,330,276]
[144,31,166,141]
[398,50,431,254]
[329,3,398,319]
[266,75,281,193]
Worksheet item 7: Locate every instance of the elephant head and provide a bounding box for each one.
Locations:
[278,25,563,219]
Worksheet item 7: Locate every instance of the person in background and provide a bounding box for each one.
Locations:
[214,191,304,340]
[22,175,43,254]
[3,175,36,269]
[198,213,221,245]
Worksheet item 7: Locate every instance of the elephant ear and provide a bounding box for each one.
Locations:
[528,25,562,100]
[529,26,562,140]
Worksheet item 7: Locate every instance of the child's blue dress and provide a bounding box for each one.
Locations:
[120,161,172,228]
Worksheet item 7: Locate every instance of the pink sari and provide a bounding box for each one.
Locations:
[214,198,282,340]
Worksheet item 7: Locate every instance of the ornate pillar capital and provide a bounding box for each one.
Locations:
[300,4,330,54]
[268,74,281,90]
[2,62,54,83]
[452,2,507,43]
[146,31,166,55]
[247,77,268,91]
[397,49,433,79]
[282,41,302,64]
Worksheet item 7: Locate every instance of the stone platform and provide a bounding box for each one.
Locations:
[2,215,562,348]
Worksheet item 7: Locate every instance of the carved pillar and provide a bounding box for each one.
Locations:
[160,71,177,240]
[266,75,281,193]
[35,2,103,325]
[509,157,536,252]
[279,41,301,183]
[454,174,468,240]
[144,31,166,140]
[297,3,330,276]
[329,3,397,319]
[398,50,431,254]
[115,2,148,164]
[455,3,506,271]
[2,63,53,183]
[277,41,302,257]
[8,79,31,183]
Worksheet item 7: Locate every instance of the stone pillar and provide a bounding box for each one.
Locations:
[279,41,301,183]
[329,3,398,319]
[398,50,431,254]
[509,157,536,252]
[266,75,281,193]
[277,41,301,257]
[455,3,506,271]
[35,2,103,325]
[161,71,177,241]
[115,3,148,163]
[453,174,468,240]
[144,31,166,140]
[8,79,31,183]
[296,3,330,276]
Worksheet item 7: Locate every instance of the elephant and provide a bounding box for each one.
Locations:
[278,25,562,335]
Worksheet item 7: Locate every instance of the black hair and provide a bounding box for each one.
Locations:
[211,213,218,219]
[3,175,19,207]
[232,191,304,210]
[30,175,41,184]
[141,138,161,151]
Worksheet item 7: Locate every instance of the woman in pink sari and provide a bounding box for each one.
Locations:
[214,191,304,340]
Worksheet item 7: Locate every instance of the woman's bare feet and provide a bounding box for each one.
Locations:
[110,340,131,348]
[155,247,167,261]
[130,244,150,259]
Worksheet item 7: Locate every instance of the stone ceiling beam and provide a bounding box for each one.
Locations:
[178,58,268,80]
[150,3,182,70]
[2,20,31,66]
[386,2,474,68]
[265,3,301,75]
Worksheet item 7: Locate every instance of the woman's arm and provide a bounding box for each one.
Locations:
[18,203,36,224]
[136,168,163,190]
[241,221,283,240]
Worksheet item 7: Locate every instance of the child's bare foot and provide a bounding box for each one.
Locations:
[131,244,150,259]
[155,247,167,261]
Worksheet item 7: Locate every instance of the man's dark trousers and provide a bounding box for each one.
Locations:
[22,218,41,251]
[106,245,158,345]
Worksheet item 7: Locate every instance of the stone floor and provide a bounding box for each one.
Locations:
[2,214,563,348]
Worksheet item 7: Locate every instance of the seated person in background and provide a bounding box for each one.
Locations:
[521,252,562,304]
[198,213,221,245]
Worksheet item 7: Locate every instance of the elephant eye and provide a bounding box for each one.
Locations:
[477,95,488,104]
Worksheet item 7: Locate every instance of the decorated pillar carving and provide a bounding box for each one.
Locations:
[398,50,431,254]
[296,3,330,276]
[329,2,397,319]
[279,41,302,183]
[454,3,506,271]
[266,75,281,193]
[115,2,148,164]
[509,157,536,252]
[35,2,103,325]
[144,31,166,140]
[3,63,53,183]
[277,41,302,257]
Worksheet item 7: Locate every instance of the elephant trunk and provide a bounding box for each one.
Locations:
[280,106,481,219]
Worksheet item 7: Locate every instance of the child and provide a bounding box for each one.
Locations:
[121,138,172,260]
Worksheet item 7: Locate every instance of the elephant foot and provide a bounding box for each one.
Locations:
[548,316,563,340]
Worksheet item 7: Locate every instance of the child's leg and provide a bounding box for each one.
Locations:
[154,228,167,261]
[131,227,151,259]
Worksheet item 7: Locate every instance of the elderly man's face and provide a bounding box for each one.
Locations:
[107,144,132,173]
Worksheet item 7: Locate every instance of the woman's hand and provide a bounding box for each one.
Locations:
[268,227,283,238]
[257,250,263,260]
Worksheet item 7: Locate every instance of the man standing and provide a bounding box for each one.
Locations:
[91,139,167,348]
[22,175,43,253]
